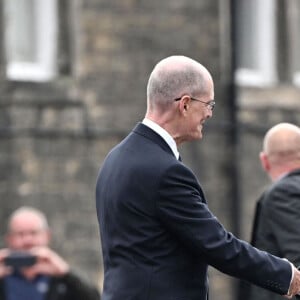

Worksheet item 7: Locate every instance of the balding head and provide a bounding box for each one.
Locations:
[144,55,215,144]
[146,55,213,113]
[260,123,300,181]
[6,206,50,251]
[7,206,49,231]
[263,123,300,157]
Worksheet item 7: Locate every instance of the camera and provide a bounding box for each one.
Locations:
[4,251,37,268]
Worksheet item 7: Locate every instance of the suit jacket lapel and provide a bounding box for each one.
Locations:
[132,122,175,157]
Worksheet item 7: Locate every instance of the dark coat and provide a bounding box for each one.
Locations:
[96,123,292,300]
[239,169,300,300]
[0,271,100,300]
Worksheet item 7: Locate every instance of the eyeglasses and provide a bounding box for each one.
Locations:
[174,96,215,111]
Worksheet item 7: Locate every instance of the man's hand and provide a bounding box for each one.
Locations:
[21,247,70,280]
[285,265,300,299]
[0,249,12,278]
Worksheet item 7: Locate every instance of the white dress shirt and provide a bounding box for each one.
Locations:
[142,118,180,160]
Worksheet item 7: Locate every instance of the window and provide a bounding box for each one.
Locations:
[4,0,58,82]
[288,0,300,86]
[235,0,276,86]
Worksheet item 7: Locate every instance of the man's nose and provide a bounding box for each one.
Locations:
[206,109,213,119]
[20,234,36,247]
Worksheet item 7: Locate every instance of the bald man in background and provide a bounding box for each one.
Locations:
[240,123,300,300]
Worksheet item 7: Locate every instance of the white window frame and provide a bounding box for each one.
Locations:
[235,0,277,87]
[293,73,300,86]
[4,0,58,82]
[288,0,300,86]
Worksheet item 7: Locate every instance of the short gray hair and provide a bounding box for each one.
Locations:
[146,56,210,111]
[7,206,49,232]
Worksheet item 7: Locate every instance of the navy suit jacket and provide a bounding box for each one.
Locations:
[96,123,292,300]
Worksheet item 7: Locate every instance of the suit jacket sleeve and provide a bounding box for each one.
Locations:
[156,163,292,295]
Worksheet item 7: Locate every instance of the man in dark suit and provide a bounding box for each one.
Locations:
[96,55,300,300]
[239,123,300,300]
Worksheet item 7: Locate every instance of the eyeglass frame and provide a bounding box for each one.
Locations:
[174,95,215,111]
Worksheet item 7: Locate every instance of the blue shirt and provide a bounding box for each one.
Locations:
[4,271,50,300]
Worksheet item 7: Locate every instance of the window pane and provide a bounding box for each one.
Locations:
[236,0,258,69]
[5,0,37,63]
[288,0,300,85]
[4,0,57,81]
[235,0,276,86]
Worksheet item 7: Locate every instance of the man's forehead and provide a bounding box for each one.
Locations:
[10,212,44,230]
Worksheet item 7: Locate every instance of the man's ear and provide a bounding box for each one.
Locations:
[259,151,270,172]
[179,95,190,114]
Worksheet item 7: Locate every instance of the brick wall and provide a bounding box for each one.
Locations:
[0,0,241,298]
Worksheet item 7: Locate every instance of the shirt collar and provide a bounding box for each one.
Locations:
[142,118,179,159]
